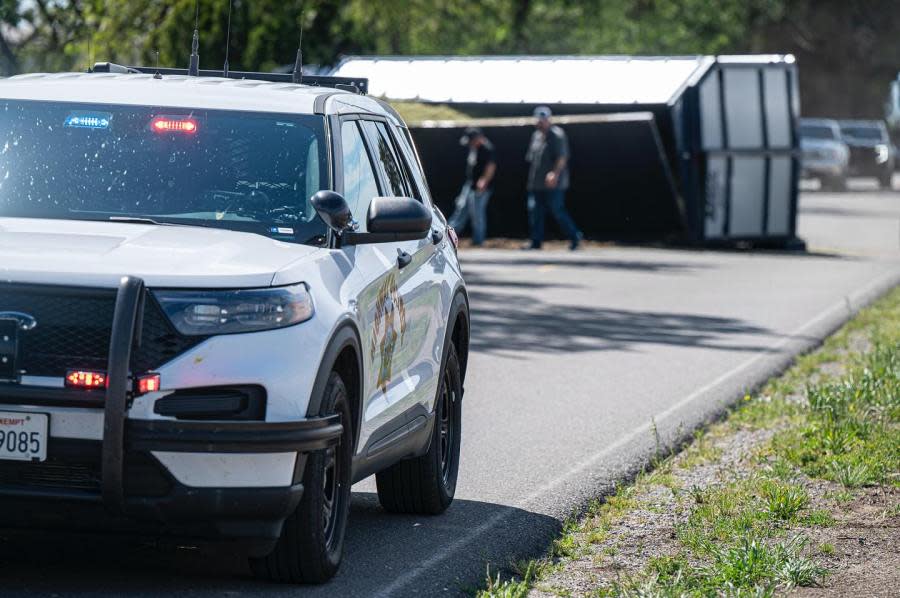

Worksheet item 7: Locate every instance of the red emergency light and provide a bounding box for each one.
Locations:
[150,117,198,134]
[136,373,161,395]
[66,370,107,389]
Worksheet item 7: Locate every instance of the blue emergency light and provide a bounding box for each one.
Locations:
[64,112,112,130]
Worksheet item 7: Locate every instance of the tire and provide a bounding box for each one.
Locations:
[376,345,462,515]
[250,371,353,584]
[878,171,893,190]
[823,175,846,192]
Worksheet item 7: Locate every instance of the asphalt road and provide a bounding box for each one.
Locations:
[2,181,899,596]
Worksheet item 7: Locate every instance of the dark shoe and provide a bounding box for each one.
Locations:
[569,232,583,251]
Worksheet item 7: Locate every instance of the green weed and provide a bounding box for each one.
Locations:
[760,481,808,521]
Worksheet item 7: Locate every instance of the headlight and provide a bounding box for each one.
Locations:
[875,144,890,164]
[153,283,314,335]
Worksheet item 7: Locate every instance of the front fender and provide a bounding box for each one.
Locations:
[305,322,364,449]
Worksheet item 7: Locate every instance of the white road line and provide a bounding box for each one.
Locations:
[373,267,900,598]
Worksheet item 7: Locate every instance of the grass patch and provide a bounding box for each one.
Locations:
[679,429,723,469]
[476,287,900,597]
[761,479,809,520]
[775,342,900,489]
[390,101,479,125]
[481,562,534,598]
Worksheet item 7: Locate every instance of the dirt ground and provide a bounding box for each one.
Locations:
[530,424,900,596]
[793,485,900,597]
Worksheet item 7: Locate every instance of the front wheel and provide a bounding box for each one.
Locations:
[822,175,847,192]
[250,371,353,584]
[376,345,462,515]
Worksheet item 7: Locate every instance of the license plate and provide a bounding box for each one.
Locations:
[0,411,48,462]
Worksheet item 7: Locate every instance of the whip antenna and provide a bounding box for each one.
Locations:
[188,0,200,76]
[223,0,233,77]
[291,19,303,84]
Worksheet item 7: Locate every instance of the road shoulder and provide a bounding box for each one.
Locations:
[480,285,900,597]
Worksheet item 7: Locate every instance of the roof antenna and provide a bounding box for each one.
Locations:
[223,0,233,77]
[291,18,303,84]
[153,49,162,79]
[188,0,200,76]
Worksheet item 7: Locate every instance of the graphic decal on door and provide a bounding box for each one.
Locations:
[370,272,407,394]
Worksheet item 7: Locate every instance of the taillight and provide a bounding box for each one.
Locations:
[65,370,107,389]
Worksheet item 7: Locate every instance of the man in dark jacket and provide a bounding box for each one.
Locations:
[525,106,582,250]
[447,126,496,246]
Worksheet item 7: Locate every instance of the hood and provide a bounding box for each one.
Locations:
[842,136,885,148]
[0,217,321,288]
[800,138,845,151]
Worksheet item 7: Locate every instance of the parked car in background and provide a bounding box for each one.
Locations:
[886,73,900,171]
[798,118,850,190]
[838,119,895,188]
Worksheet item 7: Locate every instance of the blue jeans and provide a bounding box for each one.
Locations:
[448,184,491,245]
[527,188,580,247]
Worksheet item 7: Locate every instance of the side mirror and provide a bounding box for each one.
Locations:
[367,197,432,235]
[310,190,354,233]
[343,197,432,246]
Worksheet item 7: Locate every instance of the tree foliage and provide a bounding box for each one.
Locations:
[0,0,788,74]
[0,1,896,117]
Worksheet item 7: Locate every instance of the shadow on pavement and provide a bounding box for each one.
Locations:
[468,286,775,355]
[799,204,900,219]
[0,493,559,597]
[466,255,707,273]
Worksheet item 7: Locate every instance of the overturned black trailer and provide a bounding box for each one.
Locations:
[331,55,802,247]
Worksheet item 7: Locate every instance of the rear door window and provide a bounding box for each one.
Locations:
[360,120,409,198]
[393,126,432,205]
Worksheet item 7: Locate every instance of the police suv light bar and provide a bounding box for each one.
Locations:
[89,62,368,95]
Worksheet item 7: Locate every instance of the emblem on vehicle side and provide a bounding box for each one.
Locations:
[370,273,407,394]
[0,312,38,331]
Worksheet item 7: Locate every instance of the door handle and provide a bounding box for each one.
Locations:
[431,228,444,245]
[397,249,412,269]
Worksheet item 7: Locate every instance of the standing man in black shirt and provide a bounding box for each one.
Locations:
[448,126,497,246]
[525,106,582,250]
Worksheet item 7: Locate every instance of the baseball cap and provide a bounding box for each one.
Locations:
[459,126,483,145]
[533,106,552,119]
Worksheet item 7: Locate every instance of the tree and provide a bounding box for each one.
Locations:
[0,1,896,118]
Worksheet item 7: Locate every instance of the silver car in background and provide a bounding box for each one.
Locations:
[799,118,850,191]
[838,119,896,189]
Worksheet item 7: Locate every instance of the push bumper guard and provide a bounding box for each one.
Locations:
[0,276,342,533]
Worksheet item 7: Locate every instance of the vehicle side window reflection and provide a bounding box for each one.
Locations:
[360,121,408,197]
[393,125,431,204]
[340,120,380,232]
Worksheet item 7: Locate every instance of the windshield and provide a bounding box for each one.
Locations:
[0,100,329,245]
[799,125,836,140]
[840,125,884,141]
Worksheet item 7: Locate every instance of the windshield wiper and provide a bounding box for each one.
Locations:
[108,216,166,225]
[106,216,211,229]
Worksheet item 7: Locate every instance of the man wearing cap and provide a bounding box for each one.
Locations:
[447,126,496,247]
[525,106,582,250]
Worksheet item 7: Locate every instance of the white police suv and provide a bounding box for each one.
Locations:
[0,64,469,583]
